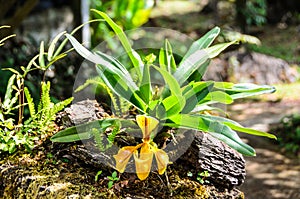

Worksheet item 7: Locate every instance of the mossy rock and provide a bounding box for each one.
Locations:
[0,155,244,199]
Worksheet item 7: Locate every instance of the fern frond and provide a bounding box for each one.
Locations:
[107,121,120,144]
[50,97,73,121]
[24,87,36,117]
[92,128,107,152]
[41,81,51,112]
[74,77,103,93]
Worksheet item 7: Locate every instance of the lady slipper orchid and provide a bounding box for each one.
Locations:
[113,115,169,180]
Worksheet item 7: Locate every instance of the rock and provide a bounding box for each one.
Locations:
[178,131,246,189]
[203,51,299,84]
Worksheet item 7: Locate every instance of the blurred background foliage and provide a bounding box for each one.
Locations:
[0,0,299,104]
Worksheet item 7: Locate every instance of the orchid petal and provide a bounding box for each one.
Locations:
[154,149,169,175]
[114,145,140,173]
[133,143,154,180]
[136,115,159,140]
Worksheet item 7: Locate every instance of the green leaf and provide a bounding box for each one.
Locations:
[108,181,114,189]
[200,114,277,139]
[91,9,144,79]
[50,119,118,142]
[181,81,214,113]
[3,68,21,76]
[47,31,66,61]
[38,41,45,68]
[53,19,104,58]
[199,91,234,105]
[173,50,210,86]
[111,171,118,178]
[51,119,138,143]
[157,95,186,119]
[39,81,51,113]
[3,74,16,109]
[225,122,277,139]
[95,170,103,182]
[46,53,67,68]
[66,34,138,91]
[159,39,177,73]
[66,34,147,111]
[152,65,182,98]
[96,67,146,112]
[192,105,228,115]
[215,83,276,100]
[180,27,220,63]
[176,27,221,83]
[167,114,256,156]
[51,97,73,117]
[205,40,237,59]
[136,64,151,104]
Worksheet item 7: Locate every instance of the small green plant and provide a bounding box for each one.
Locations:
[95,170,103,182]
[272,114,300,156]
[235,0,267,28]
[107,171,119,189]
[197,171,210,184]
[0,28,74,154]
[51,11,276,180]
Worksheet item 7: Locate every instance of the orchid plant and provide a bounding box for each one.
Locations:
[51,10,276,180]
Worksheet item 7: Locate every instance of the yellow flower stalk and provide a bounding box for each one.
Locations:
[113,115,170,180]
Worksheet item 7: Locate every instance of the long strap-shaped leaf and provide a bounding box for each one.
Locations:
[159,39,177,73]
[174,27,220,85]
[166,114,256,156]
[181,81,214,113]
[96,66,147,112]
[51,118,137,143]
[199,114,277,139]
[91,9,144,80]
[180,27,220,64]
[66,33,147,111]
[173,49,209,86]
[214,83,276,100]
[65,34,136,89]
[175,36,236,85]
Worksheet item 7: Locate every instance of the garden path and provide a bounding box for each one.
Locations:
[230,99,300,199]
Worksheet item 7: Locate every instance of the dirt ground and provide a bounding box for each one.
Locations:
[230,99,300,199]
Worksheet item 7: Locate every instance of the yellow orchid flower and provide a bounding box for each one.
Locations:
[113,115,169,180]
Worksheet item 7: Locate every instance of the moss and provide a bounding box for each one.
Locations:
[0,144,244,199]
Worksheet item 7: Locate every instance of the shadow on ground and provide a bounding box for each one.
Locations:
[230,100,300,199]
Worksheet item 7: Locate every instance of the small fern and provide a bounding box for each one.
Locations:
[24,87,36,117]
[91,120,120,151]
[107,123,120,144]
[39,81,51,122]
[24,81,73,135]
